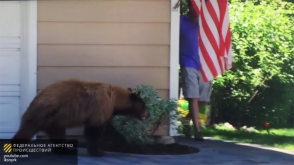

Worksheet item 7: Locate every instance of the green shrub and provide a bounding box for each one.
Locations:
[179,0,189,15]
[209,0,294,128]
[111,85,179,145]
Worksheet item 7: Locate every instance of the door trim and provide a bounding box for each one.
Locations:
[19,1,37,127]
[169,0,180,136]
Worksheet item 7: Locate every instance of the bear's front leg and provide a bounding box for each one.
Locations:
[83,125,105,157]
[45,127,77,155]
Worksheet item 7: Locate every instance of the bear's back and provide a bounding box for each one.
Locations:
[38,79,132,104]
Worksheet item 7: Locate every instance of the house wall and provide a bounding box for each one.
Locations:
[37,0,171,136]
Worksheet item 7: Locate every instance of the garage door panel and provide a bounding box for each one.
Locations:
[0,37,21,50]
[0,97,21,132]
[0,1,22,138]
[0,1,21,36]
[0,51,21,85]
[0,84,20,97]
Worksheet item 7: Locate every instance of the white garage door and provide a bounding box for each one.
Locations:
[0,1,22,139]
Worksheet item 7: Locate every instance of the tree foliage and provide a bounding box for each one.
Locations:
[211,0,294,128]
[180,0,294,128]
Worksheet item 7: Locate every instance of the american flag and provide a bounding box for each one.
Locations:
[191,0,234,82]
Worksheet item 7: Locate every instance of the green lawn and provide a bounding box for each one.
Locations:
[201,128,294,151]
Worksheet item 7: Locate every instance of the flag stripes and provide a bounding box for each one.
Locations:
[191,0,233,82]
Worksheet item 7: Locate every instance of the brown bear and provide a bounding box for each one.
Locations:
[10,78,149,157]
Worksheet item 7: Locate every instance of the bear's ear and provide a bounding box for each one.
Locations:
[130,92,141,100]
[128,88,132,92]
[135,91,141,96]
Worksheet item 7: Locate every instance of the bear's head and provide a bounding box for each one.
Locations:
[113,88,150,120]
[128,91,150,121]
[113,88,150,121]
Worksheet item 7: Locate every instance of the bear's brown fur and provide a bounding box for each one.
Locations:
[11,78,149,157]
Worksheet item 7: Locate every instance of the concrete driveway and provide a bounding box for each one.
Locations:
[78,137,294,165]
[2,137,294,165]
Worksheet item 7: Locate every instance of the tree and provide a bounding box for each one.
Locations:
[210,0,294,128]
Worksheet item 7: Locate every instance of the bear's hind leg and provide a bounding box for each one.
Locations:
[11,123,38,143]
[45,127,76,155]
[84,125,105,157]
[10,123,38,154]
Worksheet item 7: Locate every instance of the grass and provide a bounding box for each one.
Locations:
[201,127,294,151]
